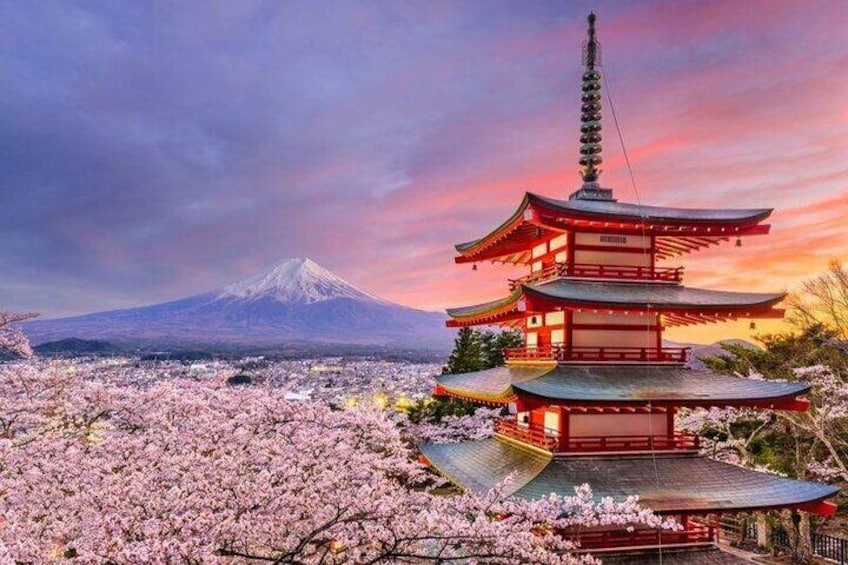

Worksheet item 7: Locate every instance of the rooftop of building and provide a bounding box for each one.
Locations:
[435,364,809,407]
[446,279,785,327]
[420,438,840,515]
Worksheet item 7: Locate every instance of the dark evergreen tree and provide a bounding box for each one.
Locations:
[443,328,523,374]
[442,327,483,374]
[493,330,523,366]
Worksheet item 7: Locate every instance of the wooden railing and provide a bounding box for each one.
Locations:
[570,523,715,551]
[563,433,700,453]
[495,419,701,454]
[504,345,690,364]
[508,262,683,289]
[494,419,558,451]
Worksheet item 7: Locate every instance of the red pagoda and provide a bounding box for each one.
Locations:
[421,13,839,553]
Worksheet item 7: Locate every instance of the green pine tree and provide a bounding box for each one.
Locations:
[442,327,483,374]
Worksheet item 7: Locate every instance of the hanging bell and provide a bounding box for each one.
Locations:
[472,263,478,271]
[735,237,742,247]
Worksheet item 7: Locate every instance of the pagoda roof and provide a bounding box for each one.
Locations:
[455,192,772,263]
[446,279,784,327]
[532,193,772,225]
[436,365,809,408]
[420,439,839,514]
[436,366,550,404]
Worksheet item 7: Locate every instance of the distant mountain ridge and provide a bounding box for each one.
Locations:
[25,258,452,350]
[664,338,760,370]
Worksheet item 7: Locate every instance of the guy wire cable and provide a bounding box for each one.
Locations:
[603,68,666,563]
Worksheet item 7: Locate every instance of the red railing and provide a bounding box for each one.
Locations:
[508,262,683,289]
[564,433,700,453]
[495,419,700,454]
[494,419,558,451]
[569,523,715,550]
[504,345,556,362]
[504,345,690,364]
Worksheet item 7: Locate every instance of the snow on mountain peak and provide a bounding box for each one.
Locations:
[218,257,388,304]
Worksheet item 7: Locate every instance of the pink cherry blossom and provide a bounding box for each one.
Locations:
[0,359,668,563]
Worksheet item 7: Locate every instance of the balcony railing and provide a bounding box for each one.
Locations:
[508,262,683,289]
[495,419,701,454]
[569,523,715,551]
[563,433,700,453]
[494,418,558,451]
[504,345,690,364]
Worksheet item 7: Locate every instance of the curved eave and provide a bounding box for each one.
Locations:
[445,288,524,327]
[523,280,786,312]
[447,281,785,328]
[529,193,773,226]
[435,366,551,404]
[435,365,811,409]
[453,192,774,264]
[514,452,840,515]
[422,439,840,516]
[454,194,549,265]
[513,375,810,411]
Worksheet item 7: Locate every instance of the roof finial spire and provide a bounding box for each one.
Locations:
[579,12,603,184]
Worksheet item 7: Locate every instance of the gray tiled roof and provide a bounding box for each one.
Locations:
[455,192,772,253]
[446,288,522,318]
[530,193,772,224]
[601,548,750,564]
[524,279,785,310]
[511,365,810,404]
[446,280,784,319]
[437,366,550,401]
[420,439,550,495]
[436,365,809,405]
[422,439,840,513]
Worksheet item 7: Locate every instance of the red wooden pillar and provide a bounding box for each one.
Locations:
[656,315,663,352]
[666,406,675,438]
[650,235,656,277]
[566,230,575,273]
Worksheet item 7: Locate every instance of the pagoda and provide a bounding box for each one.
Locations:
[421,13,839,553]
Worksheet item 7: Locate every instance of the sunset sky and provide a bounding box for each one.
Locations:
[2,1,847,343]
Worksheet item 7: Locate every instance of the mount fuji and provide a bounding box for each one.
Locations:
[25,258,453,350]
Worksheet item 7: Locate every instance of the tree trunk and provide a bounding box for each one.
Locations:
[780,510,813,564]
[756,513,770,552]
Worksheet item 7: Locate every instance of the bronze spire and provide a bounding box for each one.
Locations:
[579,12,603,183]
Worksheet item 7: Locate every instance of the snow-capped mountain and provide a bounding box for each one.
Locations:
[25,258,452,350]
[219,258,388,305]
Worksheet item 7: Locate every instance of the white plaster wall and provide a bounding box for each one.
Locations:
[550,329,565,344]
[572,329,655,348]
[545,311,565,326]
[544,411,561,437]
[532,242,548,258]
[574,250,651,267]
[573,312,659,325]
[550,234,569,250]
[575,233,651,248]
[569,414,668,437]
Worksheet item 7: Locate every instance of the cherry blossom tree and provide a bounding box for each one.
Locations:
[0,311,38,358]
[400,405,501,444]
[678,365,847,563]
[0,360,669,563]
